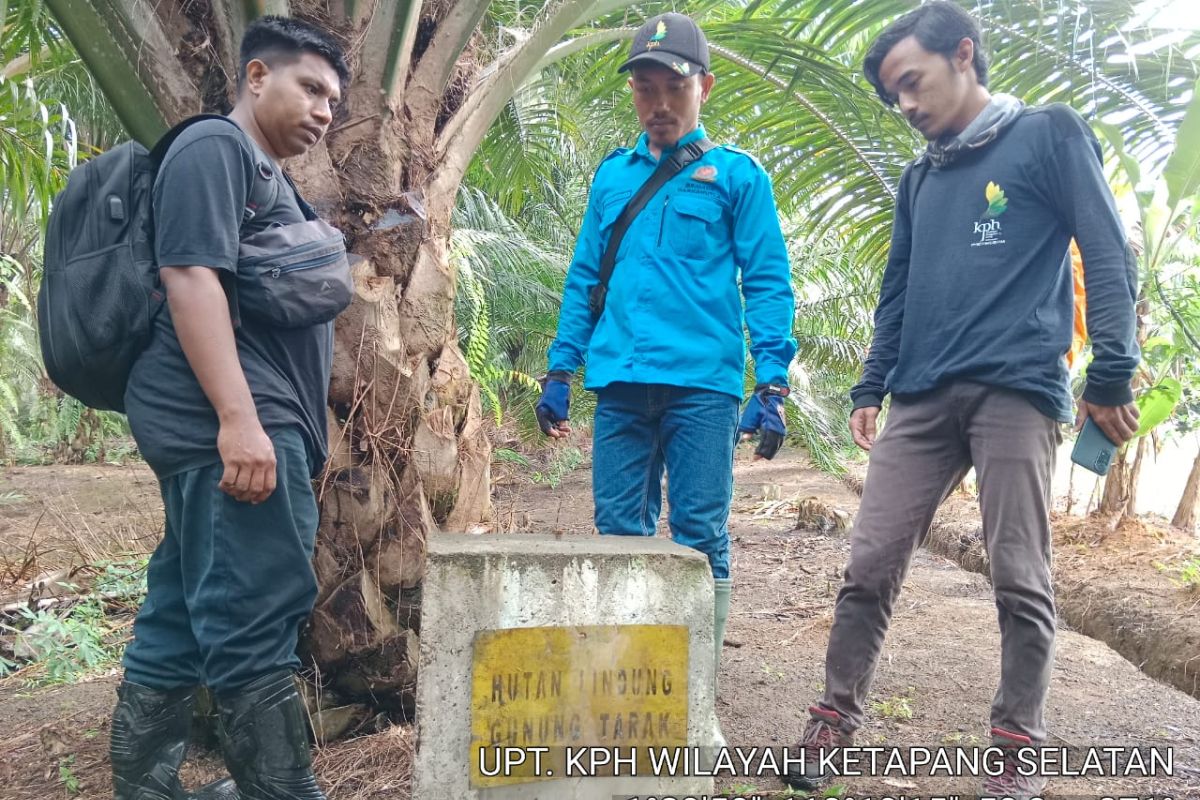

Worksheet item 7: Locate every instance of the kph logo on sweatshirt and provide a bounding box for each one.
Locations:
[972,181,1008,247]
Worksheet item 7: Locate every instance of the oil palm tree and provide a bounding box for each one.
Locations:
[28,0,1198,713]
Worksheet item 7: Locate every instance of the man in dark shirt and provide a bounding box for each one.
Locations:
[784,4,1139,798]
[112,17,349,800]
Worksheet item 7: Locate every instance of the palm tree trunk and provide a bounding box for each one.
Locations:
[1171,446,1200,531]
[1121,435,1148,521]
[1099,445,1131,515]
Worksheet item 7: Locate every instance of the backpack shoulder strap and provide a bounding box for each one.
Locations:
[281,171,319,221]
[148,114,236,164]
[242,151,280,225]
[149,114,279,227]
[148,115,283,330]
[595,137,714,300]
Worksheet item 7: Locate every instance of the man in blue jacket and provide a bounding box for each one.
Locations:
[784,4,1139,798]
[536,12,797,706]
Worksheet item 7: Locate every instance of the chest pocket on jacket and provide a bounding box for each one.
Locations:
[598,191,632,261]
[667,196,723,260]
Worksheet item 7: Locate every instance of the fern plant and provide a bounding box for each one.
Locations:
[451,187,571,428]
[458,260,504,422]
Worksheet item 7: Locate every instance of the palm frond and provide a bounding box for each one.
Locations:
[0,75,76,228]
[450,186,576,425]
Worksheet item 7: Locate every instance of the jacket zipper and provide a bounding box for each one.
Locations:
[658,195,669,246]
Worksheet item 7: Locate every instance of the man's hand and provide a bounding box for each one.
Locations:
[217,412,277,503]
[1076,398,1139,446]
[850,406,880,451]
[161,266,275,501]
[738,384,789,460]
[536,372,572,439]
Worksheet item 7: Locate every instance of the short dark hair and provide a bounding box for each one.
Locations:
[863,1,988,105]
[238,16,350,93]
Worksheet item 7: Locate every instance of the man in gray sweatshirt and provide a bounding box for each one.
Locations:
[784,4,1139,799]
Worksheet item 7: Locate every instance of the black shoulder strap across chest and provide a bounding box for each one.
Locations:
[148,114,294,330]
[589,137,714,319]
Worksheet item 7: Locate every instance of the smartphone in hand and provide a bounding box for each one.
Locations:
[1071,417,1119,475]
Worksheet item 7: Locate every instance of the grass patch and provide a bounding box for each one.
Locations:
[531,446,585,489]
[1156,555,1200,590]
[870,689,915,722]
[58,754,81,795]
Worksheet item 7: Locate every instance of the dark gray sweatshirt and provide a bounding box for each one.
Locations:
[851,103,1139,421]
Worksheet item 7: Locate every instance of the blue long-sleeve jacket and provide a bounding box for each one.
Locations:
[547,125,797,399]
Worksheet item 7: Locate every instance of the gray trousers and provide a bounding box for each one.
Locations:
[820,381,1059,741]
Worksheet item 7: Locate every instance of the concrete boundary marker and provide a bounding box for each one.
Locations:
[414,534,719,799]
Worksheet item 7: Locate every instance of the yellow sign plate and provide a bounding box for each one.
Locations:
[469,624,689,787]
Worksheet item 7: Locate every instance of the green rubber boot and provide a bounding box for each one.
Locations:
[712,578,732,751]
[713,577,732,689]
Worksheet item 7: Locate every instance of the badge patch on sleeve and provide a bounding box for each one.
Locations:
[692,165,718,183]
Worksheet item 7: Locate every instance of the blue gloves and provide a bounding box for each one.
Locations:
[738,384,789,460]
[536,371,572,435]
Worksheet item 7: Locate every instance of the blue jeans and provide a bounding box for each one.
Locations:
[592,383,739,579]
[122,428,319,692]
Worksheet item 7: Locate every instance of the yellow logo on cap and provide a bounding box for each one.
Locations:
[646,20,667,49]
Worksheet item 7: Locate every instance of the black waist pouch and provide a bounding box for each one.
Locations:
[236,219,352,328]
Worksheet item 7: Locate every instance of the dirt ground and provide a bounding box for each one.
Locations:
[0,463,163,581]
[2,444,1199,799]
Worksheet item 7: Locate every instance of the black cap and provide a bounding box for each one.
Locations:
[618,13,710,77]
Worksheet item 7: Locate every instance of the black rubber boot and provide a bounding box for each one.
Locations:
[111,681,239,800]
[191,777,239,799]
[216,671,326,800]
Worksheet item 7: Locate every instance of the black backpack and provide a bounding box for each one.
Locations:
[38,114,277,412]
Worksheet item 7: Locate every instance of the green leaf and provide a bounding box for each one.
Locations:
[1094,121,1142,192]
[1164,78,1200,211]
[1135,378,1183,437]
[1139,335,1176,360]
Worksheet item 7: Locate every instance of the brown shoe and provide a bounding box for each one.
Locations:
[981,727,1049,800]
[781,705,854,790]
